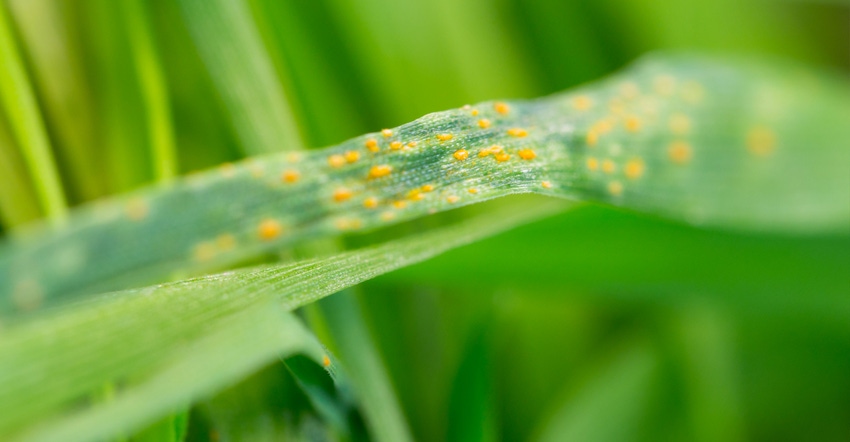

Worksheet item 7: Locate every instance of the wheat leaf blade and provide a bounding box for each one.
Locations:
[1,54,847,315]
[0,199,564,440]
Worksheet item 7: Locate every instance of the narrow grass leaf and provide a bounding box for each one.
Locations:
[0,122,41,227]
[0,200,563,441]
[0,3,66,219]
[177,0,304,154]
[122,0,178,181]
[382,206,850,320]
[6,307,321,442]
[665,307,745,442]
[314,292,414,442]
[285,353,366,439]
[81,0,153,192]
[1,54,847,315]
[6,0,104,201]
[530,340,658,442]
[446,323,497,442]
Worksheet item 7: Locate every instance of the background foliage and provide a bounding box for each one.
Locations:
[0,0,848,440]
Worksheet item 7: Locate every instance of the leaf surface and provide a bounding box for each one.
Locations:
[1,54,847,316]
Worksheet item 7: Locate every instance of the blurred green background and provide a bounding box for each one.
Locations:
[1,0,848,440]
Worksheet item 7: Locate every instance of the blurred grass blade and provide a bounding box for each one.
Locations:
[0,2,66,219]
[322,0,534,121]
[1,54,848,315]
[446,322,497,442]
[6,0,104,202]
[188,1,413,437]
[313,292,414,442]
[384,205,850,320]
[189,360,338,441]
[132,411,189,442]
[0,200,563,441]
[666,307,745,442]
[245,0,368,147]
[122,0,178,181]
[178,0,304,154]
[531,340,658,442]
[285,353,367,439]
[0,120,41,227]
[82,0,153,192]
[7,306,323,442]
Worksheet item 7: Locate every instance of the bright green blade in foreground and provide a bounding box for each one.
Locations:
[1,54,848,314]
[0,200,563,441]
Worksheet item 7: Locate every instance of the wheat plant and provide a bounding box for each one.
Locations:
[0,0,848,441]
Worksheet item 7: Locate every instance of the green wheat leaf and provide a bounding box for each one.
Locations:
[1,54,848,315]
[0,2,67,219]
[0,199,563,441]
[122,0,178,182]
[6,0,105,201]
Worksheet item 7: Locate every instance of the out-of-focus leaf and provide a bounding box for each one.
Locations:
[0,2,66,218]
[133,411,190,442]
[6,0,104,202]
[530,340,658,442]
[177,0,304,155]
[445,322,497,442]
[191,361,337,442]
[380,205,850,320]
[312,292,413,442]
[664,307,745,442]
[122,0,178,182]
[80,0,153,192]
[0,118,41,227]
[5,306,322,442]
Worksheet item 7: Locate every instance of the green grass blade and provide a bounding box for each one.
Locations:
[284,352,366,439]
[244,0,369,147]
[232,2,413,434]
[188,1,412,436]
[132,411,189,442]
[81,0,153,192]
[383,205,850,319]
[314,293,414,442]
[6,0,104,202]
[445,323,497,442]
[6,307,322,442]
[191,360,345,441]
[665,307,745,442]
[122,0,178,182]
[0,120,41,227]
[0,3,66,219]
[177,0,304,154]
[0,200,562,441]
[530,340,658,442]
[1,54,847,315]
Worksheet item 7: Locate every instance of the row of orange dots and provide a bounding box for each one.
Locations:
[363,182,442,224]
[453,102,551,190]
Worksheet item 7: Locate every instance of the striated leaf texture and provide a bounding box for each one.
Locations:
[0,200,562,441]
[1,54,848,315]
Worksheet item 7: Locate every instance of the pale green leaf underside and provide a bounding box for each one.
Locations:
[0,199,565,441]
[1,54,848,315]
